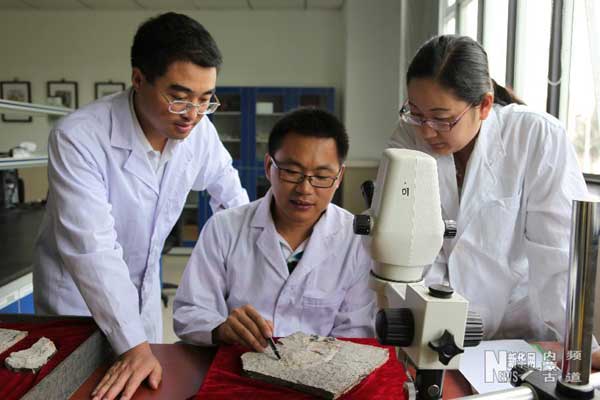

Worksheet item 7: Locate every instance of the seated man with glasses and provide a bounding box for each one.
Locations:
[33,12,248,400]
[173,108,376,351]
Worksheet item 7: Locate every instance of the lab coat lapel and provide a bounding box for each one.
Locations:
[289,205,337,281]
[455,108,505,236]
[437,155,460,222]
[110,89,159,195]
[154,140,194,218]
[252,191,289,281]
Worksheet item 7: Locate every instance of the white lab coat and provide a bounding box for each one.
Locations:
[33,89,249,355]
[387,104,588,341]
[173,190,376,345]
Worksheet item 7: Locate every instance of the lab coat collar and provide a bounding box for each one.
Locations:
[253,190,289,280]
[251,189,340,236]
[110,88,135,150]
[454,105,507,237]
[475,105,506,172]
[252,189,340,280]
[109,88,161,195]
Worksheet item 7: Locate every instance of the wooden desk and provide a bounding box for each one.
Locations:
[70,344,217,400]
[70,343,474,399]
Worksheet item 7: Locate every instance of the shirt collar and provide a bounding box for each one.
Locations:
[128,89,178,163]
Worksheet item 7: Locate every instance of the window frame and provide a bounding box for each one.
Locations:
[439,0,600,179]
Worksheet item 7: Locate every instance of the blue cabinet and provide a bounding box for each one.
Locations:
[177,86,335,246]
[0,292,34,314]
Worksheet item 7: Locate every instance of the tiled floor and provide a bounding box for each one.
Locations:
[161,252,190,343]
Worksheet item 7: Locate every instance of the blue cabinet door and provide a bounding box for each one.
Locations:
[185,86,335,242]
[19,293,34,314]
[0,301,19,314]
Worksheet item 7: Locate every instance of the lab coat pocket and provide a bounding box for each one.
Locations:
[300,290,345,336]
[477,195,521,259]
[498,295,543,339]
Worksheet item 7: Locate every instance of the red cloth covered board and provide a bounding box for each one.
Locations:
[194,338,407,399]
[0,320,97,400]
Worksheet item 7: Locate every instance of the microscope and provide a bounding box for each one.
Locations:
[353,148,483,400]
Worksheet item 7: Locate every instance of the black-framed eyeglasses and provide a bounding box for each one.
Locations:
[161,92,220,115]
[399,100,473,132]
[270,158,342,189]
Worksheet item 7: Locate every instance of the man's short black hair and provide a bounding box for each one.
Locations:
[268,108,349,162]
[131,12,222,83]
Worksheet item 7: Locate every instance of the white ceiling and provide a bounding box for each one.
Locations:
[0,0,345,10]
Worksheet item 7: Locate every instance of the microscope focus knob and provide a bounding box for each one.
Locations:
[375,308,414,347]
[443,220,457,238]
[353,214,372,235]
[464,311,484,347]
[428,330,464,366]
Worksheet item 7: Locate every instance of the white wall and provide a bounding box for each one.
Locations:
[0,9,344,151]
[343,0,401,161]
[0,5,441,162]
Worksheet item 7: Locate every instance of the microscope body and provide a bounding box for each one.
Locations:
[355,149,480,399]
[371,277,469,370]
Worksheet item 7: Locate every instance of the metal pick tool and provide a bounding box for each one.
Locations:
[267,337,281,360]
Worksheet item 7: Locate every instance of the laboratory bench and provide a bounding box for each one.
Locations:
[71,344,474,399]
[0,313,563,400]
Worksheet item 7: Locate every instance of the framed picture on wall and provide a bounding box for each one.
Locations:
[0,80,33,123]
[47,79,78,109]
[94,81,126,99]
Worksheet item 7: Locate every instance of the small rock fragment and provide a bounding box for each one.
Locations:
[5,337,57,373]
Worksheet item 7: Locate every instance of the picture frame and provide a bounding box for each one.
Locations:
[47,79,78,109]
[94,81,126,99]
[0,80,33,123]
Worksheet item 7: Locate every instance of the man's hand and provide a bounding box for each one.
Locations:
[214,304,274,352]
[91,341,162,400]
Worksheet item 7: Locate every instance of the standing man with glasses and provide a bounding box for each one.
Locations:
[33,12,248,400]
[173,108,376,351]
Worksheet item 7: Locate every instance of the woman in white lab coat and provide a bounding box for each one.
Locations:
[387,35,589,346]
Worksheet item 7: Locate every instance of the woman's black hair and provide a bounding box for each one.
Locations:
[407,35,524,106]
[268,107,349,163]
[131,12,222,83]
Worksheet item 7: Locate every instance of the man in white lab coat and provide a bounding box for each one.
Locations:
[33,13,248,400]
[173,108,376,351]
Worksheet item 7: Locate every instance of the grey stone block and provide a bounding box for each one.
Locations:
[0,328,27,354]
[242,332,388,399]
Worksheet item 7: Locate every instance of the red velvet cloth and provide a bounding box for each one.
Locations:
[0,320,97,400]
[194,338,406,399]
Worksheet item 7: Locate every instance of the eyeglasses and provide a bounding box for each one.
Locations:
[399,101,473,132]
[161,93,220,115]
[270,158,342,189]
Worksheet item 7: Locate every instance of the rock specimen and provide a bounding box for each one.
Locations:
[241,332,389,399]
[5,337,57,372]
[0,328,27,354]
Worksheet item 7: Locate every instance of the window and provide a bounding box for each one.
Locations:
[483,0,509,86]
[458,0,479,41]
[440,0,478,39]
[513,0,552,111]
[440,0,457,35]
[564,0,600,174]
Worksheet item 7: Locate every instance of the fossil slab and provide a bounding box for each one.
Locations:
[241,332,389,399]
[5,337,57,372]
[0,328,27,354]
